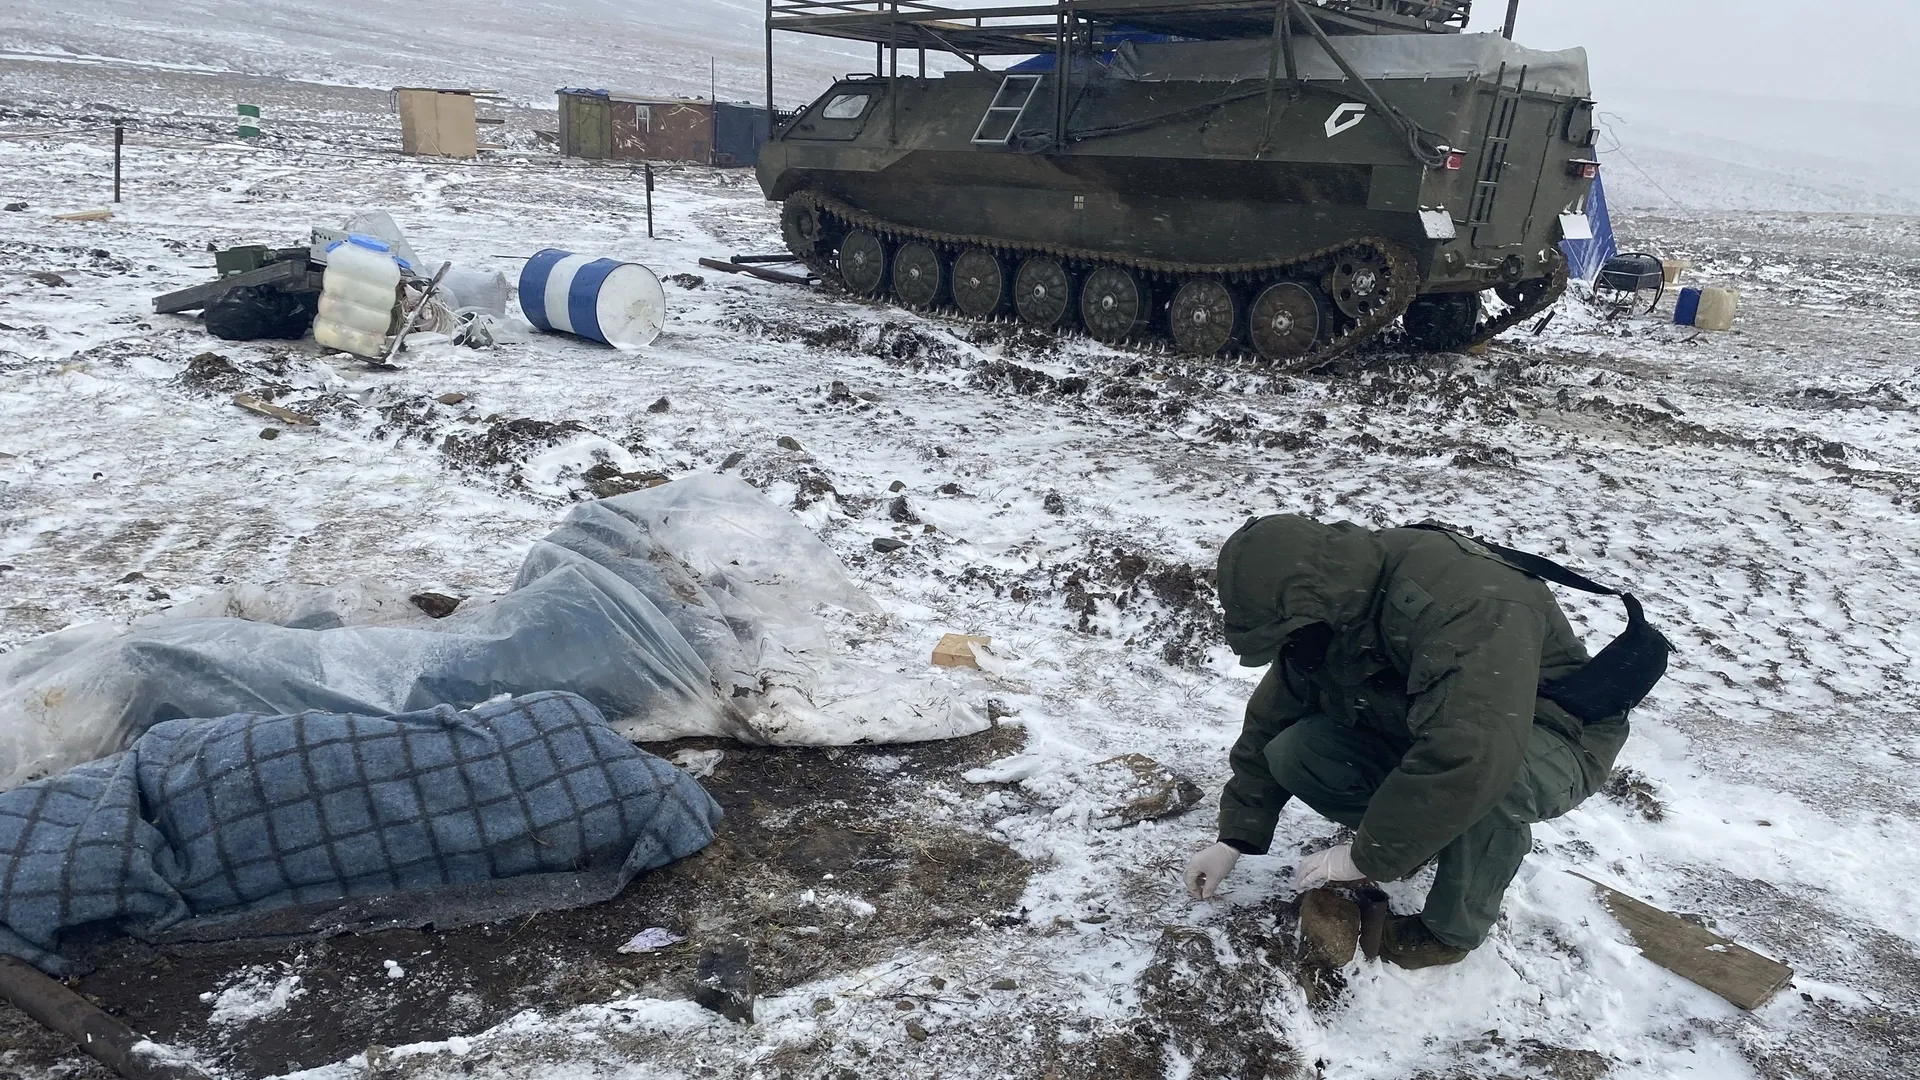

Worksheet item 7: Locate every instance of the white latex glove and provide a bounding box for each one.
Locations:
[1293,843,1366,891]
[1184,842,1241,899]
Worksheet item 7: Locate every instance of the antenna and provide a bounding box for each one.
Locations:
[1503,0,1520,39]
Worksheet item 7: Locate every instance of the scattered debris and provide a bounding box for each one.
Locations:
[436,392,468,405]
[231,393,316,427]
[1604,768,1666,822]
[53,209,112,222]
[873,538,908,554]
[648,396,671,413]
[1088,753,1204,826]
[1042,491,1067,515]
[698,256,810,287]
[668,749,724,779]
[0,955,214,1080]
[931,633,990,669]
[3,202,25,212]
[989,977,1017,991]
[666,273,704,289]
[887,495,919,523]
[691,940,756,1024]
[581,462,669,498]
[615,928,685,955]
[408,592,461,619]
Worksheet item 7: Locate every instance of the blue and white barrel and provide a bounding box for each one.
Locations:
[519,249,665,348]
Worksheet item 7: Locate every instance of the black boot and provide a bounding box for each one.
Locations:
[1380,914,1470,969]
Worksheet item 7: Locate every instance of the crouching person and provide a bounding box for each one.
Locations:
[1183,515,1652,968]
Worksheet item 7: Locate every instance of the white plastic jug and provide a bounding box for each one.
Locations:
[314,236,401,358]
[1694,287,1739,332]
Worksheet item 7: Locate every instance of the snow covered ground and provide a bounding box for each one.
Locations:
[4,44,1920,1080]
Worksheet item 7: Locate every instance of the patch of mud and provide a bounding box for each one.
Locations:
[61,726,1032,1079]
[724,311,964,371]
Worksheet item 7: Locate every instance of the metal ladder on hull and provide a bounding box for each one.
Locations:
[971,74,1043,145]
[1467,64,1527,248]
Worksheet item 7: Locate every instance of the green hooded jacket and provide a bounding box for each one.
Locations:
[1214,516,1631,881]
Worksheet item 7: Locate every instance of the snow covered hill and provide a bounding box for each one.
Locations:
[0,0,872,107]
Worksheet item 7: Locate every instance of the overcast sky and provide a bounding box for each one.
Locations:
[1468,0,1920,102]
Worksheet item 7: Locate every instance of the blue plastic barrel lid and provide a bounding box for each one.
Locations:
[325,234,410,273]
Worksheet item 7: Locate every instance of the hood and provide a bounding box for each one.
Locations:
[1216,515,1388,667]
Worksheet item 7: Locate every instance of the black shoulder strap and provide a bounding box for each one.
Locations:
[1405,523,1616,597]
[1403,523,1673,722]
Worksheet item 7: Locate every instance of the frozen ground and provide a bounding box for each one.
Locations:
[4,54,1920,1080]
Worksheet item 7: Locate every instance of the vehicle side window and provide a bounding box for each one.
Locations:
[821,93,870,120]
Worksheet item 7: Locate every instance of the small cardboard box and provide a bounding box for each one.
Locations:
[931,633,991,669]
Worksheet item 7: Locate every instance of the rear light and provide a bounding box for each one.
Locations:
[1443,150,1465,171]
[1568,159,1600,180]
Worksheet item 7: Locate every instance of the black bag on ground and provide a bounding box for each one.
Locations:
[203,285,319,341]
[1407,524,1673,722]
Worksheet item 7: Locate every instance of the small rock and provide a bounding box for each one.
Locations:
[928,976,947,990]
[1298,888,1362,968]
[1043,491,1067,515]
[936,482,962,496]
[666,273,704,289]
[904,1019,928,1042]
[260,427,280,440]
[857,390,880,402]
[922,523,938,534]
[29,271,67,287]
[146,586,171,601]
[3,202,26,212]
[692,940,756,1024]
[648,396,671,414]
[119,572,144,583]
[409,592,462,619]
[827,380,854,403]
[894,1000,916,1011]
[720,450,747,470]
[887,495,919,524]
[989,978,1017,991]
[873,537,908,553]
[776,435,802,451]
[811,997,834,1016]
[934,446,949,458]
[436,392,468,405]
[888,480,906,492]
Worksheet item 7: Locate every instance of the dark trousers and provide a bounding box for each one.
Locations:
[1264,716,1591,949]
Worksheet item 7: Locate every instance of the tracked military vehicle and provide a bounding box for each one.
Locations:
[757,0,1602,365]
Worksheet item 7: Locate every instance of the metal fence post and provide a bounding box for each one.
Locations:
[113,123,123,202]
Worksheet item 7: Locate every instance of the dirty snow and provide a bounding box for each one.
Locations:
[3,33,1920,1080]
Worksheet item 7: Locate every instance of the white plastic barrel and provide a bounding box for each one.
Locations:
[518,249,664,349]
[314,236,402,358]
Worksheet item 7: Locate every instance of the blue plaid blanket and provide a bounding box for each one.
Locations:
[0,691,720,974]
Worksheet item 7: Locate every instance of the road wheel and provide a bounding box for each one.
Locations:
[892,242,947,310]
[1327,249,1392,319]
[1248,282,1324,361]
[1079,266,1146,344]
[952,248,1007,318]
[1169,278,1238,356]
[838,230,888,297]
[1014,255,1073,329]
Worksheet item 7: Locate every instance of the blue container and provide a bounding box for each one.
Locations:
[518,248,664,348]
[1674,287,1702,326]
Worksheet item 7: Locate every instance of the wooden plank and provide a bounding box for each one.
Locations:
[434,91,477,158]
[53,209,112,222]
[231,393,317,427]
[1575,873,1794,1011]
[152,259,307,314]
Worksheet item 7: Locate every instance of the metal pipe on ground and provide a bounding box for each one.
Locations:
[0,956,213,1080]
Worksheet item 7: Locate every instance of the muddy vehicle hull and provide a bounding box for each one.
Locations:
[760,26,1599,363]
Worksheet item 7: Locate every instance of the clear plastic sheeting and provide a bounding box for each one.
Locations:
[0,476,986,792]
[1110,32,1591,98]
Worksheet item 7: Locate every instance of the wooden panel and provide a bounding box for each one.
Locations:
[1577,874,1794,1011]
[611,101,644,159]
[564,94,612,159]
[433,92,476,158]
[397,89,433,155]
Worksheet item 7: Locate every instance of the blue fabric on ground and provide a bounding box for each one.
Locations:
[0,691,721,974]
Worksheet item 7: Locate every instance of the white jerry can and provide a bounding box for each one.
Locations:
[314,236,404,358]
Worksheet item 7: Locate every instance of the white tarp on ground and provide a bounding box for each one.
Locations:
[1110,32,1591,97]
[0,476,985,791]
